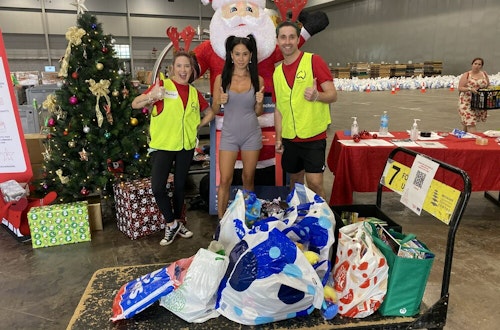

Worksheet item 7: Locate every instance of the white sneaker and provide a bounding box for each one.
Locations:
[178,223,193,238]
[160,222,181,246]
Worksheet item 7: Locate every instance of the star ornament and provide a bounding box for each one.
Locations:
[79,148,89,161]
[71,0,88,15]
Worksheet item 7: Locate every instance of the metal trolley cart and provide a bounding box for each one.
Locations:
[67,148,471,329]
[329,147,471,329]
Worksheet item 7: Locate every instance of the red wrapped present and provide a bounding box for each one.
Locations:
[113,177,171,239]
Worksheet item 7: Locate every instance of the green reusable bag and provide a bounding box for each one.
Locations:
[366,222,434,317]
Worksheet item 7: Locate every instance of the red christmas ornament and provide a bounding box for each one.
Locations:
[80,187,90,196]
[48,117,56,127]
[71,71,79,79]
[63,128,69,136]
[69,95,78,105]
[107,158,124,173]
[142,107,149,115]
[102,47,108,53]
[353,134,361,143]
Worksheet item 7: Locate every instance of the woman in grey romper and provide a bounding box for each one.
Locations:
[212,35,265,220]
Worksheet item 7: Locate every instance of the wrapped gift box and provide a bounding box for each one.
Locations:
[113,177,173,239]
[27,201,91,248]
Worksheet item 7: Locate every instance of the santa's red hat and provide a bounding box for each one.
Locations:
[201,0,266,10]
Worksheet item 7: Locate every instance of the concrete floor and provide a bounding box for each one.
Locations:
[1,88,499,329]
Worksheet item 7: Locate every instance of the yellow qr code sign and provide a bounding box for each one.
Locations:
[381,159,461,224]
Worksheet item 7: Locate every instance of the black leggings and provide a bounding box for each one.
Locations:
[150,149,194,224]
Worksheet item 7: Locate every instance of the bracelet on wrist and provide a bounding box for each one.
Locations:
[314,91,319,102]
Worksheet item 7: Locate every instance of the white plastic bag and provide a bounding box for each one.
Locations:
[216,227,324,325]
[281,183,336,281]
[216,190,248,253]
[160,248,229,323]
[333,222,389,318]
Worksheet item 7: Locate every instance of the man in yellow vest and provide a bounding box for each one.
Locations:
[273,21,337,199]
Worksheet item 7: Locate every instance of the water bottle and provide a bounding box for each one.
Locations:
[379,111,389,136]
[410,119,420,140]
[350,117,359,136]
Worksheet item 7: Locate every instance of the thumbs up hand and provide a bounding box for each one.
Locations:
[255,86,265,104]
[149,78,165,102]
[304,78,319,102]
[220,86,229,106]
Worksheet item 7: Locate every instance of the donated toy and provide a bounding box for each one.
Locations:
[195,0,329,93]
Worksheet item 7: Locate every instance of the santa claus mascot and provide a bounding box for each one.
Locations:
[195,0,329,213]
[194,0,329,93]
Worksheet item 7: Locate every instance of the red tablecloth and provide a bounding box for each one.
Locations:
[327,131,500,205]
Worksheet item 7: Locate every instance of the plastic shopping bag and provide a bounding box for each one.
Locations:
[333,222,388,318]
[110,256,193,321]
[280,183,336,281]
[216,227,324,325]
[216,190,249,253]
[160,248,229,323]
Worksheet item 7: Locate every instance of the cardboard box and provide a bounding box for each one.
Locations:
[24,133,46,165]
[88,202,103,231]
[27,201,91,248]
[113,177,172,239]
[13,71,39,86]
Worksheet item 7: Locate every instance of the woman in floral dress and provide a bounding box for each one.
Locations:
[457,57,490,132]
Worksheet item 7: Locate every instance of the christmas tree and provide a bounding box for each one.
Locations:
[37,12,150,203]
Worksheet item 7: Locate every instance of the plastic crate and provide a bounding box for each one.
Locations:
[471,87,500,110]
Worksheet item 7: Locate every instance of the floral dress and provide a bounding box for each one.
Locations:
[458,71,488,126]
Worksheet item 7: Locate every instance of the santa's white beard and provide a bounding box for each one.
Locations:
[209,10,276,63]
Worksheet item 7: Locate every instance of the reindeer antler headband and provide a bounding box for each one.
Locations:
[166,26,196,52]
[274,0,307,23]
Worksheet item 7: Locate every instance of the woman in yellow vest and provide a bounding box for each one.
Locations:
[132,50,215,246]
[273,21,337,199]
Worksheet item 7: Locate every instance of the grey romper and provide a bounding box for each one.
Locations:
[219,87,262,151]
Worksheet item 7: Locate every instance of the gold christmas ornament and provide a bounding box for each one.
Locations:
[56,169,69,184]
[96,62,104,70]
[58,26,86,78]
[79,148,89,161]
[130,117,139,126]
[112,89,120,97]
[87,78,111,127]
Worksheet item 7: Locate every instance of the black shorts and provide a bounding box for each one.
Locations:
[281,139,326,174]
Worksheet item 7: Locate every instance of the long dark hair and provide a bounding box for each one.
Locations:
[221,35,259,93]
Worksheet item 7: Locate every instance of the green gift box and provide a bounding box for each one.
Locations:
[28,201,91,248]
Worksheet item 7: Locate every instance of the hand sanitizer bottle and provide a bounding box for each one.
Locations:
[379,111,389,135]
[351,117,359,136]
[410,119,420,140]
